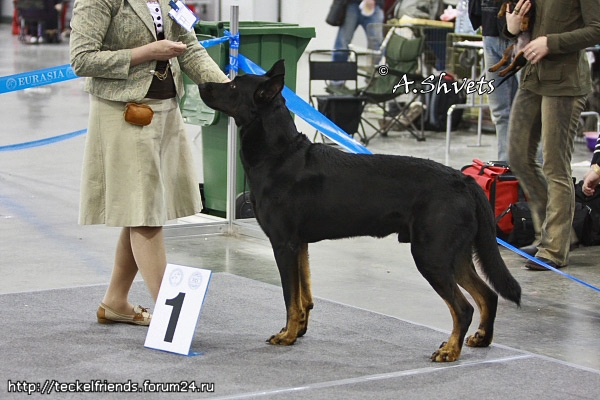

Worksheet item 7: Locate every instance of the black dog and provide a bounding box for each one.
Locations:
[488,0,536,84]
[199,60,521,362]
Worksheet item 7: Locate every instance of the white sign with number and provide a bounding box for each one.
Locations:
[144,264,212,355]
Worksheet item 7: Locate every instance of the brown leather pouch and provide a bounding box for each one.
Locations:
[124,102,154,126]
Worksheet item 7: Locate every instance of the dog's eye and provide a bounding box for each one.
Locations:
[230,82,236,89]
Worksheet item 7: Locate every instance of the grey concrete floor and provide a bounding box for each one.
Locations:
[1,23,599,378]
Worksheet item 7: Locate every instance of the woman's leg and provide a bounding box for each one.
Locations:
[508,88,545,241]
[101,226,166,314]
[129,226,166,301]
[101,227,138,314]
[537,95,586,265]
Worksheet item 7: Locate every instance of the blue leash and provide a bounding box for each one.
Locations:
[497,238,600,293]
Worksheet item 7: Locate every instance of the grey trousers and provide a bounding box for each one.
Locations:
[508,88,586,266]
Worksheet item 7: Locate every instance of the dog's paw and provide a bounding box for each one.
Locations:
[430,342,460,362]
[267,330,297,346]
[465,330,492,348]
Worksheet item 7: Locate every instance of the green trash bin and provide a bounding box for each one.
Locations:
[193,21,315,218]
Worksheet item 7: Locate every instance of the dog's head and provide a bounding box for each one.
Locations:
[199,59,286,126]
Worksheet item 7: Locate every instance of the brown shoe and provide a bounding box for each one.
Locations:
[97,303,151,326]
[519,244,538,256]
[524,257,566,271]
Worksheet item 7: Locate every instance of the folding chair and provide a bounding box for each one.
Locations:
[359,26,427,141]
[308,50,371,144]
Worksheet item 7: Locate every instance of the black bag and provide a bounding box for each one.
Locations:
[498,202,535,247]
[421,74,467,131]
[573,180,600,246]
[497,179,600,247]
[326,0,349,27]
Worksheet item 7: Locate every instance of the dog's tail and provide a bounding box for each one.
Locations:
[471,181,522,306]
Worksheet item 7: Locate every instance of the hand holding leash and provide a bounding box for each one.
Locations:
[506,0,531,36]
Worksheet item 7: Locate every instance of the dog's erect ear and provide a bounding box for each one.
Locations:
[265,59,285,78]
[254,71,285,104]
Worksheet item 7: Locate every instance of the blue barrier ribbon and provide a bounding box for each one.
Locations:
[0,129,87,152]
[237,54,372,155]
[497,238,600,293]
[0,64,78,95]
[198,36,228,49]
[199,31,239,74]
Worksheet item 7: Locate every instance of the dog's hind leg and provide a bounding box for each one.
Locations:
[412,246,474,362]
[430,285,474,362]
[456,259,498,348]
[498,50,527,77]
[297,242,314,338]
[268,241,304,346]
[488,44,514,73]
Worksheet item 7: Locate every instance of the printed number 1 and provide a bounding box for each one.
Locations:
[164,292,186,343]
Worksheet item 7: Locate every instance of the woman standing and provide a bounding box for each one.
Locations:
[70,0,229,324]
[505,0,600,269]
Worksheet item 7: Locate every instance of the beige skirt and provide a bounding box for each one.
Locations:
[79,96,202,227]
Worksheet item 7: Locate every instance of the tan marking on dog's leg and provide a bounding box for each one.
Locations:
[431,284,473,362]
[269,298,303,345]
[456,261,498,348]
[520,16,530,32]
[431,300,463,362]
[269,259,303,346]
[488,44,514,73]
[498,49,525,77]
[297,243,313,337]
[497,3,508,18]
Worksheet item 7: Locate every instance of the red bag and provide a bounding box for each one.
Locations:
[461,159,519,235]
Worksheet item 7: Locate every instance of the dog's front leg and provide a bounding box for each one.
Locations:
[268,242,304,345]
[297,243,314,337]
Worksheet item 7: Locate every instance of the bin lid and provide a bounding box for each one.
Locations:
[195,21,315,39]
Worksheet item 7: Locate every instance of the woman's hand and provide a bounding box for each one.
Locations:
[131,40,187,66]
[505,0,532,36]
[522,36,549,64]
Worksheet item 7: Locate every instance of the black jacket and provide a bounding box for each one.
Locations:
[468,0,507,37]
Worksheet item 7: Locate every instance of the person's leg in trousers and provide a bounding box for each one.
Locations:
[508,88,545,246]
[537,95,586,265]
[483,35,519,162]
[362,7,384,64]
[332,4,361,63]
